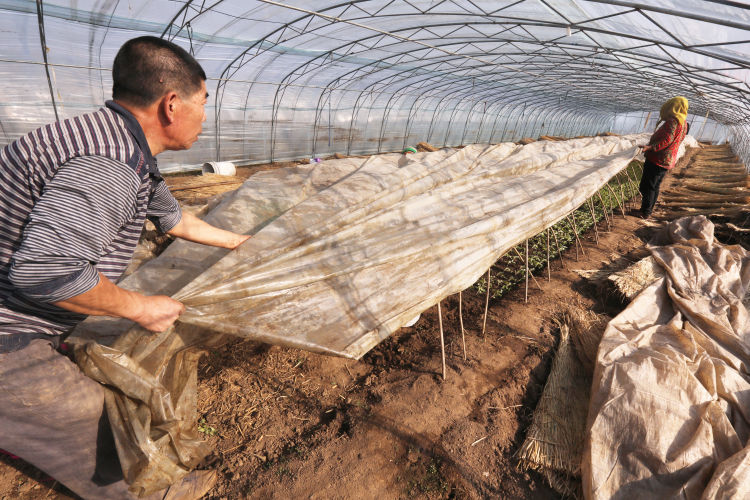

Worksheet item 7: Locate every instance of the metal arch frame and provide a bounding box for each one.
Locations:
[212,1,375,159]
[265,31,747,156]
[327,50,650,155]
[229,10,750,92]
[265,24,746,118]
[148,0,750,160]
[367,67,621,151]
[244,48,724,154]
[18,0,750,148]
[280,51,736,155]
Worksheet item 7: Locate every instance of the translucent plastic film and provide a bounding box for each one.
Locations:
[76,134,701,359]
[1,1,746,168]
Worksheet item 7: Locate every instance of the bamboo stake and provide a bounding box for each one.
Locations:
[169,180,243,192]
[568,213,586,259]
[551,226,565,268]
[459,291,466,361]
[622,164,640,203]
[438,301,446,379]
[596,191,611,230]
[524,240,529,303]
[546,228,551,281]
[617,174,628,212]
[606,182,626,217]
[482,268,491,340]
[587,198,599,244]
[513,247,543,291]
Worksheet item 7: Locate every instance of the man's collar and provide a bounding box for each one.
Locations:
[105,100,158,172]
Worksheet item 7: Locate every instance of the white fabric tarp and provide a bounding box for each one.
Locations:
[73,133,697,359]
[584,216,750,499]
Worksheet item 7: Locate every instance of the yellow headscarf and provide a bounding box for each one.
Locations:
[659,96,688,125]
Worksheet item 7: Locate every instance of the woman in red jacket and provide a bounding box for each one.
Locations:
[638,96,689,218]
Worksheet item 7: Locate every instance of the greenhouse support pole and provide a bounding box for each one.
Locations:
[565,110,580,137]
[582,114,595,136]
[401,93,425,151]
[475,101,491,144]
[518,105,539,140]
[568,112,582,136]
[35,0,59,122]
[531,105,549,139]
[556,110,575,137]
[546,108,567,138]
[459,99,481,145]
[697,109,710,141]
[512,103,528,141]
[489,103,513,143]
[578,113,589,136]
[346,89,374,156]
[710,121,720,144]
[425,98,452,147]
[574,113,588,136]
[642,112,651,131]
[516,105,532,140]
[446,98,467,146]
[505,105,525,142]
[444,97,470,146]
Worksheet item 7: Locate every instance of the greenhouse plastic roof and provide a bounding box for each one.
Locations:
[2,0,750,167]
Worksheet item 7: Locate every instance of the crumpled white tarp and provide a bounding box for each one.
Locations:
[583,215,750,499]
[76,134,663,358]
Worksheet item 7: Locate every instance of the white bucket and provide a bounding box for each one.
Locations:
[201,161,236,176]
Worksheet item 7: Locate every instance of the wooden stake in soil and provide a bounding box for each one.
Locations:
[622,165,640,205]
[551,226,565,269]
[587,198,599,244]
[513,247,543,291]
[606,182,626,217]
[617,175,628,211]
[482,268,491,340]
[546,229,551,281]
[525,240,530,303]
[459,291,467,361]
[596,191,611,230]
[568,213,586,260]
[438,301,446,380]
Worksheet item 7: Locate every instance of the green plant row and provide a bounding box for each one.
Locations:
[475,161,643,299]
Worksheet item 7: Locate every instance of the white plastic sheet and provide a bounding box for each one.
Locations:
[76,134,661,358]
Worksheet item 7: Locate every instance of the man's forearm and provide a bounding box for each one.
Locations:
[53,273,142,317]
[167,211,249,249]
[53,273,185,332]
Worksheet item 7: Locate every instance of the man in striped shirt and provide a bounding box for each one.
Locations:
[0,37,248,499]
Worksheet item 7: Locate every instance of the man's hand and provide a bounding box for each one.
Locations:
[53,273,185,332]
[639,144,652,152]
[130,295,185,332]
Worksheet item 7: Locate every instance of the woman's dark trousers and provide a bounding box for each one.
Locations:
[639,160,668,216]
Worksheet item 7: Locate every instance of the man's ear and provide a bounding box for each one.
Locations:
[160,91,179,124]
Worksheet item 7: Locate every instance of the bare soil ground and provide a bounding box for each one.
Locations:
[2,144,745,500]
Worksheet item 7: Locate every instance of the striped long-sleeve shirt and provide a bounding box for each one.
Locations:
[0,101,181,339]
